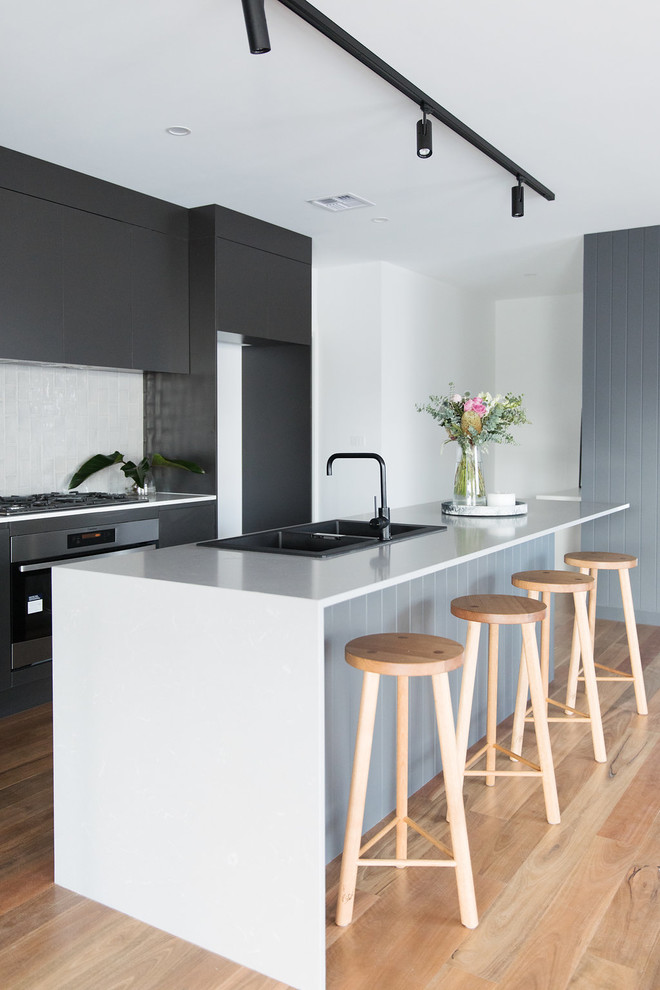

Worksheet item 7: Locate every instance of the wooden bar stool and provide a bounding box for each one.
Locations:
[451,595,561,826]
[564,551,648,716]
[510,570,607,764]
[336,633,478,930]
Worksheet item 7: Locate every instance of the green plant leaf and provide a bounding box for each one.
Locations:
[150,454,205,474]
[68,451,124,490]
[120,457,151,489]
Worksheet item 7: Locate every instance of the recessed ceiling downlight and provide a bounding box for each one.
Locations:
[166,125,191,137]
[308,193,374,212]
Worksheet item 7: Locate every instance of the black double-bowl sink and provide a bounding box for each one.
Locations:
[198,518,446,558]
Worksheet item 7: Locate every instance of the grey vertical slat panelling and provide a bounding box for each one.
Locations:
[620,228,645,610]
[323,535,554,861]
[606,231,630,604]
[582,224,660,622]
[592,230,627,608]
[582,233,598,504]
[641,227,659,613]
[594,232,613,511]
[581,233,598,561]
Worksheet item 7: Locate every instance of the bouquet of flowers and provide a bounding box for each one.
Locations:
[417,383,530,504]
[416,384,529,451]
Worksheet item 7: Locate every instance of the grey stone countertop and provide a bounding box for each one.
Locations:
[0,492,216,526]
[60,497,628,607]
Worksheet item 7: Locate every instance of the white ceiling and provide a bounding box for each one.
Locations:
[1,0,659,299]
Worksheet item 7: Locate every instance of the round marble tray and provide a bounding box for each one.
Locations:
[441,499,528,517]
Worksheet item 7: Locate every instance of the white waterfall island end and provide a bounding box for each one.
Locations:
[51,498,627,990]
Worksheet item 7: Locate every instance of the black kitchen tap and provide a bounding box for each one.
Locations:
[326,452,391,541]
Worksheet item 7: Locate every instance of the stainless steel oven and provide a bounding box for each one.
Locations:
[10,517,158,671]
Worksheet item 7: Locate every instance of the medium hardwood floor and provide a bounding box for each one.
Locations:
[1,602,659,988]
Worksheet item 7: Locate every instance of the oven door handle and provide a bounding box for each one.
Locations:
[17,543,158,572]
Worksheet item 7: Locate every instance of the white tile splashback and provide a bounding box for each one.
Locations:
[0,361,143,494]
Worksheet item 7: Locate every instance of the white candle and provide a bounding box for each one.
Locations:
[486,492,516,507]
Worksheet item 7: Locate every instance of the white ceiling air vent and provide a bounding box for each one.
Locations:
[308,193,375,212]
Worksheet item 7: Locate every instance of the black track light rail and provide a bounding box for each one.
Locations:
[274,0,555,202]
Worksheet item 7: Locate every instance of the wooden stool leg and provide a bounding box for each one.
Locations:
[573,592,607,763]
[565,613,581,711]
[486,625,499,786]
[619,569,648,715]
[511,589,541,756]
[336,671,380,926]
[431,672,478,929]
[396,676,409,861]
[456,621,482,776]
[539,590,552,698]
[521,623,560,825]
[586,567,598,643]
[510,648,529,757]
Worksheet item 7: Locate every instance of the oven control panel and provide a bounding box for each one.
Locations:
[67,528,116,550]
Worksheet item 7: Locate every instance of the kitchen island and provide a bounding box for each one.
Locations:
[51,497,627,990]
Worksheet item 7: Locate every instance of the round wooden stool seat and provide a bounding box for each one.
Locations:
[450,593,546,625]
[336,631,478,931]
[564,551,637,571]
[563,550,647,715]
[345,633,464,677]
[450,593,560,826]
[512,570,594,594]
[509,568,606,765]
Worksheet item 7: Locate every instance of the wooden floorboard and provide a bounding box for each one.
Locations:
[1,601,659,988]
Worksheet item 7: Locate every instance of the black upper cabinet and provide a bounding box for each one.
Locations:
[215,238,311,345]
[131,226,189,373]
[62,209,133,368]
[0,187,63,363]
[0,198,189,372]
[0,144,189,372]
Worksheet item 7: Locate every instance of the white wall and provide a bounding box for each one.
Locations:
[216,340,243,537]
[0,360,143,494]
[314,262,384,518]
[314,261,494,517]
[491,294,583,499]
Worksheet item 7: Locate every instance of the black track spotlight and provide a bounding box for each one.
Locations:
[416,107,432,159]
[512,176,525,218]
[241,0,271,54]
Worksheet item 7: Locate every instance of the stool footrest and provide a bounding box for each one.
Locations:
[358,814,454,863]
[496,743,540,771]
[522,698,590,720]
[357,858,457,868]
[465,768,542,777]
[466,741,541,775]
[464,742,489,771]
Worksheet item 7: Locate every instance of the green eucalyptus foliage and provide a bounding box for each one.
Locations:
[416,382,530,451]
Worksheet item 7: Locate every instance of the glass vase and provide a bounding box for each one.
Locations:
[132,472,157,498]
[453,445,486,506]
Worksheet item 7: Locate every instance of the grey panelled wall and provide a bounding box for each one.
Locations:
[323,533,554,861]
[581,225,660,624]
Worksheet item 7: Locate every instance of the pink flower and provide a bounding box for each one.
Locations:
[451,393,462,403]
[464,397,487,416]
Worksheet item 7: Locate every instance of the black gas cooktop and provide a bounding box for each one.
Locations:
[0,492,143,516]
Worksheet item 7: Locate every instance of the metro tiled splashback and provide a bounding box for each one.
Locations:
[0,361,143,494]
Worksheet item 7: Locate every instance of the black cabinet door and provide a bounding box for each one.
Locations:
[0,529,10,693]
[131,227,189,373]
[158,502,216,547]
[215,238,311,344]
[0,187,63,363]
[216,239,270,336]
[266,251,311,345]
[61,209,133,368]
